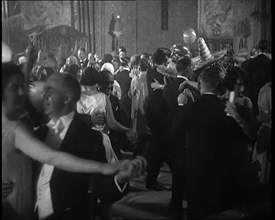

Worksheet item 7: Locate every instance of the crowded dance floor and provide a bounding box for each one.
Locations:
[2,1,271,219]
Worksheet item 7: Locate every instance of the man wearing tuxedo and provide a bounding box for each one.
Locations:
[34,73,146,220]
[145,48,174,191]
[171,66,259,218]
[78,47,89,72]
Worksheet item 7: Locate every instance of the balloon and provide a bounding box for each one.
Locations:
[28,81,45,110]
[2,42,13,63]
[183,28,197,46]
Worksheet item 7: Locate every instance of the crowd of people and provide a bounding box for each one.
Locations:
[2,37,271,220]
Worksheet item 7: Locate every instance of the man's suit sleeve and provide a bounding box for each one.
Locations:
[86,129,129,204]
[90,174,129,204]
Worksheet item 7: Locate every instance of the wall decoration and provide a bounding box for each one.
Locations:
[198,0,234,38]
[161,0,168,30]
[20,1,71,29]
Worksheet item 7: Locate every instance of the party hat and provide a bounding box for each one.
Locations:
[193,37,226,71]
[197,37,213,61]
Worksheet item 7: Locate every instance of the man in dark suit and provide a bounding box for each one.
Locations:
[78,47,89,72]
[145,48,173,191]
[163,56,200,116]
[171,66,259,218]
[115,57,132,127]
[35,73,146,220]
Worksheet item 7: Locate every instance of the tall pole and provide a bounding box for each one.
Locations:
[86,0,91,52]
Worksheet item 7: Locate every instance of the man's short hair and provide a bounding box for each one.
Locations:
[199,66,224,92]
[80,67,99,86]
[67,64,80,76]
[152,48,166,65]
[223,66,247,91]
[176,56,191,73]
[52,73,81,103]
[119,47,126,53]
[139,58,150,72]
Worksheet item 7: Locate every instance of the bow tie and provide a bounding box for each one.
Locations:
[51,119,65,135]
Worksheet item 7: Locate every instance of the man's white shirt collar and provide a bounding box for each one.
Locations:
[203,92,217,95]
[47,111,75,140]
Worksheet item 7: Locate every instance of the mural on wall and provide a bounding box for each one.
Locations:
[234,17,251,50]
[20,1,71,29]
[198,0,234,38]
[2,1,89,60]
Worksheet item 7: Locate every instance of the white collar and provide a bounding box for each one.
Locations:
[203,92,217,95]
[47,111,75,129]
[121,67,130,71]
[60,111,75,128]
[177,75,188,80]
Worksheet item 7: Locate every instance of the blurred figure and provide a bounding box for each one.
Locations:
[115,57,132,128]
[145,48,173,191]
[100,54,113,67]
[57,57,66,72]
[77,47,88,71]
[101,62,121,100]
[112,56,121,74]
[129,58,151,156]
[252,81,272,186]
[66,64,80,80]
[60,55,79,73]
[118,47,127,61]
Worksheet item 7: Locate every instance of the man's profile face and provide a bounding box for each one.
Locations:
[43,76,67,118]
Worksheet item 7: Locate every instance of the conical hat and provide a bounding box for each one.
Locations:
[198,37,213,61]
[193,37,226,71]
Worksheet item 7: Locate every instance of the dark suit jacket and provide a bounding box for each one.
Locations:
[146,67,170,137]
[115,69,132,126]
[36,113,127,220]
[115,69,131,105]
[80,58,89,70]
[172,94,258,217]
[163,77,185,118]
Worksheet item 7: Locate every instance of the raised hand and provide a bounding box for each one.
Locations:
[151,79,164,91]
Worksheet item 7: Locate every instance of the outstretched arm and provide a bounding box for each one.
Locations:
[14,121,117,175]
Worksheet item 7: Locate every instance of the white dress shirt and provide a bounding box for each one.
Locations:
[35,111,75,220]
[35,111,126,219]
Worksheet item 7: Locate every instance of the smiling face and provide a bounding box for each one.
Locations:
[43,75,68,118]
[3,74,26,120]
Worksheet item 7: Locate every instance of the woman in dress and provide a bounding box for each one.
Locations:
[77,67,135,163]
[223,66,257,140]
